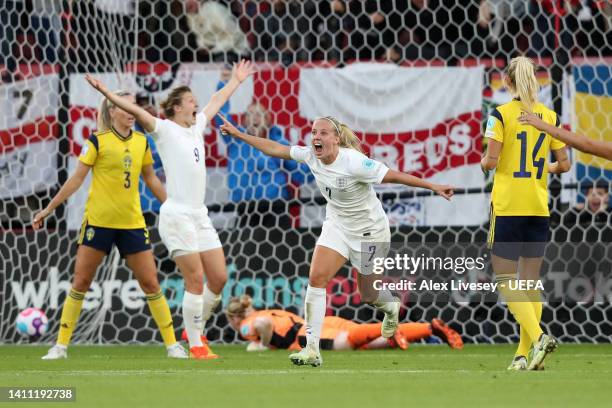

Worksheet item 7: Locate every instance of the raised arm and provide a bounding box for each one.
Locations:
[203,60,255,121]
[519,111,612,161]
[212,75,232,129]
[382,170,454,201]
[32,162,91,229]
[85,74,157,133]
[218,114,292,160]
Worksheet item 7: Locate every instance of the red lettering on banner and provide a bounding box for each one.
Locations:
[362,113,482,179]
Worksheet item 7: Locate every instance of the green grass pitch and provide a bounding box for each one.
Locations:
[1,344,611,408]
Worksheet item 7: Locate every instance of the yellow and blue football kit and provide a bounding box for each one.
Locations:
[56,127,178,350]
[485,99,567,362]
[77,127,153,255]
[485,99,566,260]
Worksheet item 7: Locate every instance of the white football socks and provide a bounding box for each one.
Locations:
[304,285,326,353]
[201,284,221,328]
[182,291,204,347]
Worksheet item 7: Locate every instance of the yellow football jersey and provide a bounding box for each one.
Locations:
[79,128,154,229]
[485,100,566,217]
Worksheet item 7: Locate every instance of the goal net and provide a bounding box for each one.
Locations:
[1,0,610,345]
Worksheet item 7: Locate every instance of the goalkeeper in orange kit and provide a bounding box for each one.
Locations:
[226,295,463,352]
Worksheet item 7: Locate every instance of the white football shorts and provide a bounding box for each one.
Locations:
[316,219,390,275]
[159,201,222,258]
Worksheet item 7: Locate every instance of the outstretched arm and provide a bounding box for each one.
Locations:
[519,111,612,161]
[382,170,454,201]
[32,162,91,229]
[85,74,157,133]
[218,114,292,160]
[212,68,234,129]
[203,60,255,121]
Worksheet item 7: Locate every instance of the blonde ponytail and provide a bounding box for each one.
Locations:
[226,295,253,317]
[319,116,364,154]
[97,90,131,132]
[507,56,539,111]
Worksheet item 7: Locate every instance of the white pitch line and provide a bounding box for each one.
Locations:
[3,369,476,376]
[27,353,608,360]
[5,368,612,377]
[287,353,612,358]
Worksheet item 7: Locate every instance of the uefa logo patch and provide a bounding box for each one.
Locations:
[86,227,95,241]
[362,159,375,169]
[486,116,496,131]
[80,143,89,157]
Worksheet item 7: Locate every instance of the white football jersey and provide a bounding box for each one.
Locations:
[152,112,208,208]
[290,146,389,236]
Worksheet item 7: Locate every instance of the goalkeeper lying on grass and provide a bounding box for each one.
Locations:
[225,295,463,351]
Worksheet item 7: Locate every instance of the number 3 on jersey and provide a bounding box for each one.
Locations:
[194,147,200,162]
[514,131,546,180]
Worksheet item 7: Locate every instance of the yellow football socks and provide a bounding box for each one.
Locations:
[496,275,543,346]
[515,289,543,357]
[57,288,86,346]
[146,291,177,347]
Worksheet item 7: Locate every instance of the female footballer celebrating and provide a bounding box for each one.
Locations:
[35,91,187,360]
[481,56,571,370]
[218,113,454,367]
[84,60,255,359]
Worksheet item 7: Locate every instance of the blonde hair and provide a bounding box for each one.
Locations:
[97,90,132,132]
[318,116,364,154]
[160,86,192,118]
[506,56,539,111]
[226,295,253,318]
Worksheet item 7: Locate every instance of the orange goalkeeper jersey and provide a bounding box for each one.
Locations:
[239,310,304,349]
